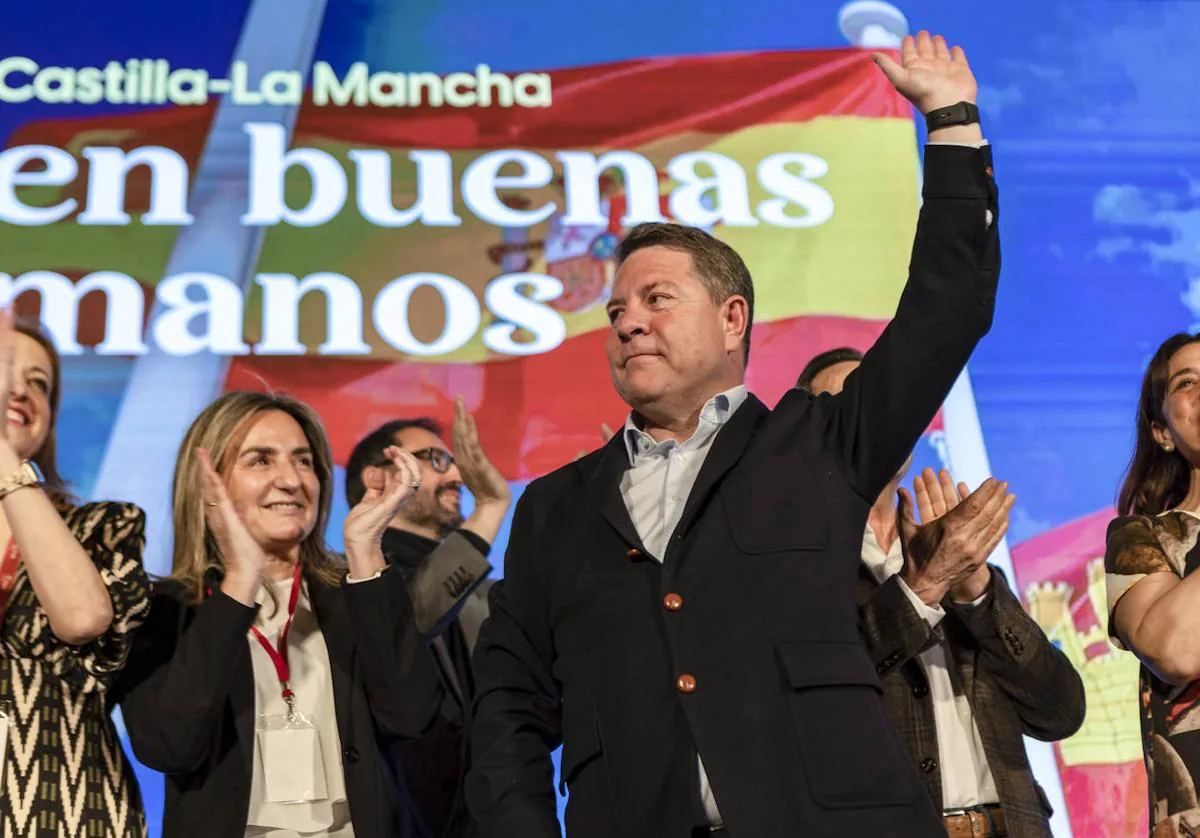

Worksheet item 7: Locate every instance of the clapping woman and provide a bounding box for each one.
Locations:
[117,391,443,838]
[0,311,150,837]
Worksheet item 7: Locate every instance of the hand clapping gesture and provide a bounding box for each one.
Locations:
[199,448,269,605]
[343,446,423,565]
[452,398,510,510]
[898,468,1014,605]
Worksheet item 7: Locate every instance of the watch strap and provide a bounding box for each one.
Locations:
[925,101,980,133]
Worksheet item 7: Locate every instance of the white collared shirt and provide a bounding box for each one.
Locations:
[860,523,999,810]
[619,384,747,827]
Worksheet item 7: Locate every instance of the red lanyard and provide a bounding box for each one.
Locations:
[248,563,303,714]
[0,539,20,618]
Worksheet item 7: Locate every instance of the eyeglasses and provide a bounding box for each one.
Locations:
[376,447,456,474]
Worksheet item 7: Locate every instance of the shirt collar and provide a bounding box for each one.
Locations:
[621,385,749,465]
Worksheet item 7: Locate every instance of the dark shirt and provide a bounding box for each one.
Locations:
[383,527,490,838]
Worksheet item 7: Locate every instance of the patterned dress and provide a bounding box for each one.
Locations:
[0,502,151,837]
[1107,510,1200,838]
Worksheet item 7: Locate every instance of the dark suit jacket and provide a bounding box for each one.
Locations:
[858,563,1085,836]
[466,145,1002,838]
[115,567,443,838]
[385,527,495,838]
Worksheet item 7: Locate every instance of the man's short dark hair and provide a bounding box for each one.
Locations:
[795,347,864,393]
[345,418,443,507]
[616,222,755,364]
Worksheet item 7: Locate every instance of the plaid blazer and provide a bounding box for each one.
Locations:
[857,563,1085,837]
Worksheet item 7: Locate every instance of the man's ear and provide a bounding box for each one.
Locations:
[722,295,748,355]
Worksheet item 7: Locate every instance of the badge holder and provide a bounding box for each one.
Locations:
[249,565,328,806]
[255,689,328,805]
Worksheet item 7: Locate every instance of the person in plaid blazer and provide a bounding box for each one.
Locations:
[798,349,1085,838]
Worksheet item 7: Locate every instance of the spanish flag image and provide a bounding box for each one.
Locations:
[4,46,936,479]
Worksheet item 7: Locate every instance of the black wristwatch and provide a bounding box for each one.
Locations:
[925,101,980,133]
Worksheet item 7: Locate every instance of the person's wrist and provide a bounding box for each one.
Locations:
[949,565,992,603]
[0,440,22,474]
[900,568,948,606]
[220,570,261,607]
[918,92,977,115]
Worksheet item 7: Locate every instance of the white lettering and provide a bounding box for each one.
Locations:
[254,272,371,355]
[475,65,513,107]
[369,72,406,107]
[167,69,208,106]
[462,150,555,227]
[756,152,835,228]
[74,67,104,104]
[241,122,347,227]
[443,73,476,107]
[0,56,36,103]
[152,272,250,356]
[483,273,565,355]
[77,146,194,225]
[349,149,462,227]
[373,273,481,357]
[261,69,301,106]
[0,145,78,225]
[513,73,552,108]
[408,72,443,107]
[0,270,147,355]
[668,151,757,227]
[312,61,367,106]
[33,65,74,104]
[556,150,667,226]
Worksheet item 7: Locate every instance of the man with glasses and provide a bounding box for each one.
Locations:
[345,399,511,838]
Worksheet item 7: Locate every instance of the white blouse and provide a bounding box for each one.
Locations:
[245,577,354,837]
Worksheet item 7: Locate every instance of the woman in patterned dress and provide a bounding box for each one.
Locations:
[1107,332,1200,837]
[0,311,150,837]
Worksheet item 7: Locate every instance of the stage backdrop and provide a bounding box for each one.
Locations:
[4,1,1197,835]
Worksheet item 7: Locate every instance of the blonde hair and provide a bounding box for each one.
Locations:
[169,391,346,604]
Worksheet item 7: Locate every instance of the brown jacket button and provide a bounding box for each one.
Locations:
[677,674,696,693]
[627,548,641,557]
[663,593,683,611]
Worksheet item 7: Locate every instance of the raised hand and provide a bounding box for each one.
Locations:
[199,448,268,605]
[452,397,510,509]
[344,445,422,556]
[898,477,1014,605]
[872,30,977,115]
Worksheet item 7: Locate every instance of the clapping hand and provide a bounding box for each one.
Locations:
[872,30,978,116]
[898,469,1014,605]
[452,398,510,509]
[198,448,268,605]
[344,445,423,560]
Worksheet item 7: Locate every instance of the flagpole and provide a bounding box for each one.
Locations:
[838,3,1073,835]
[88,0,329,578]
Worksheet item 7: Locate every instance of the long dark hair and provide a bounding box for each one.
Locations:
[13,317,75,514]
[1118,332,1200,516]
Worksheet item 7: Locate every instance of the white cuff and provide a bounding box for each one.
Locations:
[896,576,946,628]
[955,589,991,609]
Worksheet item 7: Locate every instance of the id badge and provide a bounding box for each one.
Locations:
[255,711,328,804]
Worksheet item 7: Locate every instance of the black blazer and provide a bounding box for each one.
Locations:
[115,566,443,838]
[466,145,1001,838]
